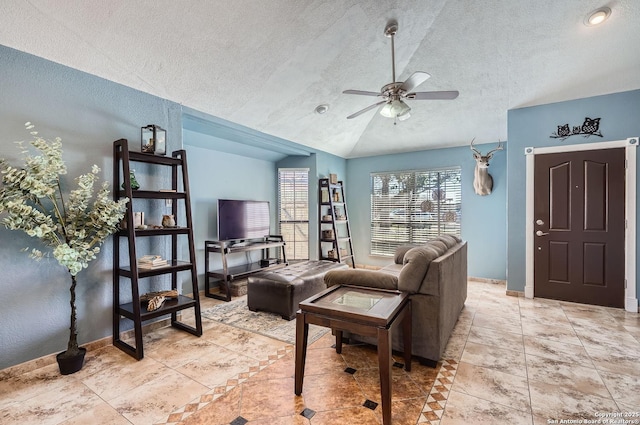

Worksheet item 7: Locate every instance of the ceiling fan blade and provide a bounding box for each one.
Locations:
[400,71,431,93]
[407,90,459,100]
[346,100,387,119]
[343,89,382,97]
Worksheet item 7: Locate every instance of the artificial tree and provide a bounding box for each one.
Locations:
[0,123,129,374]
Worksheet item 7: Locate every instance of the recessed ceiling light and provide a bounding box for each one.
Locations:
[314,104,329,114]
[585,7,611,26]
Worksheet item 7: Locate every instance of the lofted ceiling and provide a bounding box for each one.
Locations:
[1,0,639,158]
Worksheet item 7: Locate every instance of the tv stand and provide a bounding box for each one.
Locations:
[230,241,253,247]
[204,235,288,301]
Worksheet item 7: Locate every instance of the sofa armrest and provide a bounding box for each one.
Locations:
[418,241,467,296]
[324,269,399,290]
[398,246,440,293]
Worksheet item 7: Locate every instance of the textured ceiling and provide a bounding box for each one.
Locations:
[1,0,639,158]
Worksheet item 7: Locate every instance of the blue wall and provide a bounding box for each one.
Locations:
[0,44,346,368]
[184,136,278,280]
[346,143,507,279]
[2,40,637,370]
[185,128,347,265]
[0,45,182,369]
[507,90,640,301]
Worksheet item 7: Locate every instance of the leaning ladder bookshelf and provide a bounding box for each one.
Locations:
[318,178,356,268]
[112,138,202,360]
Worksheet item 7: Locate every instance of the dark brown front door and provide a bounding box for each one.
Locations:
[534,148,625,308]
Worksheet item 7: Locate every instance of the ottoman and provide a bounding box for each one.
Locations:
[247,260,349,320]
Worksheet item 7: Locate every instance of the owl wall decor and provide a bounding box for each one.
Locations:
[550,117,602,140]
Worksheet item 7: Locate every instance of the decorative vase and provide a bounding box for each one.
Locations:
[162,214,176,227]
[56,347,87,375]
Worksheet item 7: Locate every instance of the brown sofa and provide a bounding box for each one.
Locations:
[324,235,467,366]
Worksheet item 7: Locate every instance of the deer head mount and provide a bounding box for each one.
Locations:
[470,139,503,196]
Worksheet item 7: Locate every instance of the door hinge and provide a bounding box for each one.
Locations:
[625,279,627,289]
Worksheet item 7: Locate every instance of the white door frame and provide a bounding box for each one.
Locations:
[524,137,639,313]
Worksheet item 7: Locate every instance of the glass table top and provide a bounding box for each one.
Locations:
[332,290,383,311]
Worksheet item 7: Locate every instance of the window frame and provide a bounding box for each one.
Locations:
[370,167,461,256]
[277,168,310,260]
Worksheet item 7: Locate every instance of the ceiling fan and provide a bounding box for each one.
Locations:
[343,21,459,122]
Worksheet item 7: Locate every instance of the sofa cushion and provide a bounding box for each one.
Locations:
[395,236,460,264]
[394,244,420,264]
[398,246,441,293]
[425,240,447,256]
[324,269,399,290]
[434,234,461,249]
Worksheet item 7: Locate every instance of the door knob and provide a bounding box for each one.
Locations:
[536,219,544,225]
[536,230,549,236]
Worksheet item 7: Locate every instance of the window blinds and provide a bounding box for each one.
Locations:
[370,167,461,256]
[278,168,309,260]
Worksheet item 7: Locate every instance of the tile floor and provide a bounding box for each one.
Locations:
[1,280,640,425]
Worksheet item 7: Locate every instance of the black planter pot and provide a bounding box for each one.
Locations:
[56,347,87,375]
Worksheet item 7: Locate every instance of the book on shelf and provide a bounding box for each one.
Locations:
[138,255,168,268]
[139,254,163,263]
[139,261,169,269]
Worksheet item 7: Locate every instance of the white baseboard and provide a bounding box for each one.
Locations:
[626,297,639,313]
[468,276,506,285]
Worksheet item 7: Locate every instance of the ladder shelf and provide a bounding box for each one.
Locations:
[112,138,202,360]
[318,178,355,268]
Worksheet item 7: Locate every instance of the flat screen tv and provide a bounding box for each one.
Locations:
[217,199,270,241]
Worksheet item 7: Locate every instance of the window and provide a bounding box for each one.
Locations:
[278,168,309,260]
[370,167,461,256]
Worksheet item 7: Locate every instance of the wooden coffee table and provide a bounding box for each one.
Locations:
[294,284,411,425]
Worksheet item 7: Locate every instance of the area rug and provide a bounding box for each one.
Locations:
[201,296,328,345]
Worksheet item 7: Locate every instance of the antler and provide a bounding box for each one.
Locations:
[485,140,504,158]
[470,138,481,156]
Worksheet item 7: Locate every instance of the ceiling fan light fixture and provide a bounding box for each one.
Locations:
[379,99,410,119]
[342,20,458,120]
[397,109,411,121]
[379,102,394,118]
[396,100,411,117]
[585,7,611,26]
